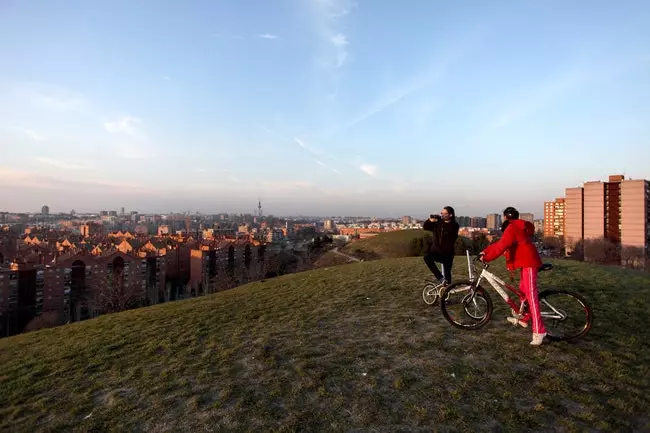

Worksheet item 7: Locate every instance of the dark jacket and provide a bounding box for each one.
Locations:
[423,219,459,256]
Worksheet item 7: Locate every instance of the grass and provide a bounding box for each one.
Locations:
[313,250,354,268]
[1,256,649,432]
[341,229,430,259]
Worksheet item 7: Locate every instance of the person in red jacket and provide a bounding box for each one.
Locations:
[479,207,547,345]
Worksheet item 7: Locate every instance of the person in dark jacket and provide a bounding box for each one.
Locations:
[422,206,459,285]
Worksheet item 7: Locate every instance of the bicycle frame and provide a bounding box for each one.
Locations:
[475,267,527,316]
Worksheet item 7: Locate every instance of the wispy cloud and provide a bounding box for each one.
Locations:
[359,163,378,177]
[258,33,279,40]
[492,65,587,128]
[35,157,93,171]
[293,136,342,175]
[104,115,153,160]
[162,75,171,81]
[321,36,476,137]
[309,0,355,98]
[1,124,45,141]
[104,116,143,136]
[330,33,348,47]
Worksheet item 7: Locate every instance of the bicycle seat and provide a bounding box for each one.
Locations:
[538,263,553,272]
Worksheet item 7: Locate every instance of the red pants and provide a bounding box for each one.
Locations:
[520,267,546,334]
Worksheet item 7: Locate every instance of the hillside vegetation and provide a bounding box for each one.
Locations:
[1,257,649,432]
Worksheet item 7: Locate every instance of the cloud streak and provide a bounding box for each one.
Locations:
[104,115,154,160]
[258,33,279,40]
[104,116,143,136]
[1,124,45,141]
[35,157,94,171]
[293,136,342,175]
[359,163,378,177]
[492,65,587,128]
[309,0,354,98]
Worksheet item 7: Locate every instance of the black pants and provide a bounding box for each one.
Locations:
[424,253,454,284]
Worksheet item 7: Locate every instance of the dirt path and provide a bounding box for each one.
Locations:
[331,247,361,262]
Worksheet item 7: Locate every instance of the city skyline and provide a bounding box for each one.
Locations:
[1,1,650,216]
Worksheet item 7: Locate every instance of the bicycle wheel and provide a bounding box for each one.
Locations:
[422,282,442,305]
[439,280,493,330]
[538,289,593,341]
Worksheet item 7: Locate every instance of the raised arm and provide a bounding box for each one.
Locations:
[422,218,438,232]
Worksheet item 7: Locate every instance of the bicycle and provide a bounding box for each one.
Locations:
[438,254,593,341]
[422,250,473,306]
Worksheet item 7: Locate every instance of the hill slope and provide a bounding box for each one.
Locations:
[1,258,649,432]
[341,229,431,259]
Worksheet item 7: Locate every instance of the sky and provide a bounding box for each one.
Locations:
[1,0,650,218]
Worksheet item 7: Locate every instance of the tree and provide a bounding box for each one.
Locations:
[98,265,140,314]
[583,237,620,265]
[24,311,62,333]
[471,233,490,254]
[454,236,472,255]
[541,236,565,256]
[621,245,647,269]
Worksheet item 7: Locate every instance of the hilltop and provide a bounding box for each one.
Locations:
[339,229,474,261]
[1,257,649,431]
[340,229,432,259]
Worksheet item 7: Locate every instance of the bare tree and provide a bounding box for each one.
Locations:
[583,237,620,265]
[24,311,62,333]
[621,245,647,269]
[97,265,140,313]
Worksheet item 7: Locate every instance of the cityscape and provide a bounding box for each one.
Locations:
[2,171,649,338]
[0,199,527,338]
[1,0,650,430]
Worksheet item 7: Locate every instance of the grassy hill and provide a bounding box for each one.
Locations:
[1,257,649,432]
[313,250,355,268]
[341,229,432,259]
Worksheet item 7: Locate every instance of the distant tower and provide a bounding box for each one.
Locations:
[258,199,263,218]
[41,205,49,216]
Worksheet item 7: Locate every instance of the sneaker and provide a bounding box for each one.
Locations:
[438,277,448,286]
[506,317,529,328]
[530,333,547,346]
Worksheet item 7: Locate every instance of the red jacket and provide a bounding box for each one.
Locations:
[482,219,542,271]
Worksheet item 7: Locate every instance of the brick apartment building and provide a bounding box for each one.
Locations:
[548,174,649,264]
[0,228,267,338]
[544,198,565,238]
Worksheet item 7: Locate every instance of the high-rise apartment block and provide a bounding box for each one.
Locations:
[544,198,565,238]
[552,175,649,263]
[520,213,534,223]
[486,214,502,231]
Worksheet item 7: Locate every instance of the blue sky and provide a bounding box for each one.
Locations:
[1,0,649,217]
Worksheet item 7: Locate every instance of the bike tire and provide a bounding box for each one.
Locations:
[538,289,593,341]
[422,282,440,305]
[439,280,493,330]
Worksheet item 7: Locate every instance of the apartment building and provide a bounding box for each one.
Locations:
[544,198,565,238]
[620,179,650,264]
[486,214,502,231]
[520,213,534,223]
[560,175,649,263]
